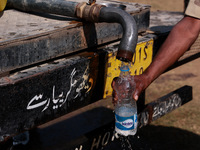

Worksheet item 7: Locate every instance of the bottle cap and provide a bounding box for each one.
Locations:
[120,65,130,72]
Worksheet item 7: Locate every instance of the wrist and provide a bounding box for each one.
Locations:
[142,71,153,89]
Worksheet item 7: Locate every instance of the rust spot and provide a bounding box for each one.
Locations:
[3,77,13,84]
[116,49,133,62]
[69,21,83,27]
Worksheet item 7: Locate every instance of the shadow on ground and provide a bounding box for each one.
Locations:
[2,125,199,150]
[103,125,200,150]
[139,125,200,150]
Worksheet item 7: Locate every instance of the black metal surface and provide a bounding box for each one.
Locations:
[0,85,192,149]
[0,50,107,139]
[99,7,138,62]
[138,85,192,128]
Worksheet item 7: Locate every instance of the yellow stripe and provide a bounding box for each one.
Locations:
[103,39,154,98]
[0,0,7,12]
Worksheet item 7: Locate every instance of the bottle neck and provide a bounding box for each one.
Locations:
[117,98,133,106]
[120,70,130,77]
[122,98,131,103]
[119,62,131,77]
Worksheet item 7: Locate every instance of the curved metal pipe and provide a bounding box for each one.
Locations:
[99,7,138,62]
[7,0,138,62]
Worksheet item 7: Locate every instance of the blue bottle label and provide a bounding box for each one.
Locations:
[115,114,137,131]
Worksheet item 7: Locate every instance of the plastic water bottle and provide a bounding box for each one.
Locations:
[114,63,137,136]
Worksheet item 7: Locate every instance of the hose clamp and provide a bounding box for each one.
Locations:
[76,2,105,22]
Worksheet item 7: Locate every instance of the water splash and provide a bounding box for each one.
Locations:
[102,133,151,150]
[119,135,133,150]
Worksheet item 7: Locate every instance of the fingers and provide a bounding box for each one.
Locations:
[133,90,139,101]
[112,75,146,102]
[112,77,119,105]
[112,90,118,105]
[132,75,144,101]
[111,77,118,88]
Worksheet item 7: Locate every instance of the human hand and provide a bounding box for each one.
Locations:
[112,74,148,104]
[132,74,148,101]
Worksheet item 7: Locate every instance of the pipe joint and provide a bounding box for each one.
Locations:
[76,2,105,22]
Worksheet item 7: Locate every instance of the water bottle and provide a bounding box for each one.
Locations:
[114,63,137,136]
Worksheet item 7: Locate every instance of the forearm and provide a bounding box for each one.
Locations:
[143,16,200,87]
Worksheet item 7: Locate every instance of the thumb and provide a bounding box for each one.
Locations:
[133,93,138,101]
[111,77,118,88]
[133,89,141,101]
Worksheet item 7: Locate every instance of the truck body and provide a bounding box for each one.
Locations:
[0,0,198,149]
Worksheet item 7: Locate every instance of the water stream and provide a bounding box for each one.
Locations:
[119,135,133,150]
[102,133,151,150]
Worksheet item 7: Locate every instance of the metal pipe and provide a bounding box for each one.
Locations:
[6,0,78,17]
[7,0,138,62]
[99,7,138,62]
